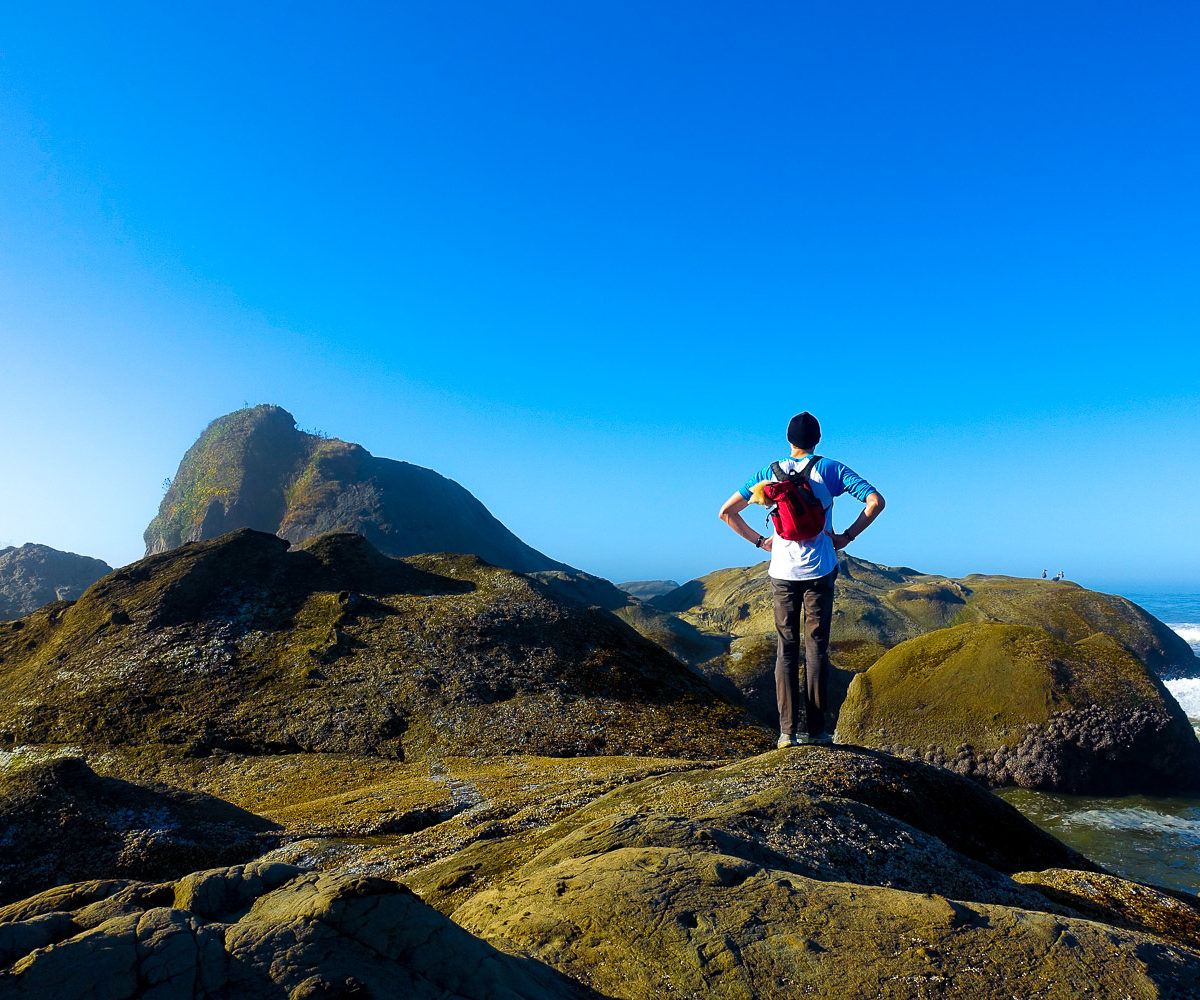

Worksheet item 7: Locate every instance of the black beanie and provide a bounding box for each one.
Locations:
[787,411,821,450]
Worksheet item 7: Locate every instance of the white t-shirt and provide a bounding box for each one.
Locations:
[738,455,877,582]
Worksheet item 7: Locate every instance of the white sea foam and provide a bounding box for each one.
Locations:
[1064,806,1200,844]
[1166,678,1200,721]
[1169,622,1200,655]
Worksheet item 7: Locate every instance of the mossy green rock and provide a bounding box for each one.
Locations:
[0,756,279,906]
[648,555,1197,733]
[144,404,568,574]
[1012,868,1200,952]
[836,622,1200,793]
[0,865,601,999]
[653,555,1195,677]
[410,745,1091,914]
[0,528,769,760]
[443,747,1200,999]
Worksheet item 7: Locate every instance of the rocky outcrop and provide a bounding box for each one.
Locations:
[143,404,569,574]
[6,747,1200,999]
[438,748,1200,1000]
[0,529,769,761]
[656,556,1197,676]
[835,622,1200,793]
[0,864,601,999]
[646,555,1198,734]
[0,544,112,621]
[0,756,280,905]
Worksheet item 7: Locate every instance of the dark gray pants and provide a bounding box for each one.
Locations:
[771,567,838,737]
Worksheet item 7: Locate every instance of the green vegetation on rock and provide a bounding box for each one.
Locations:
[0,865,601,999]
[144,405,568,574]
[0,756,279,905]
[646,554,1198,738]
[440,747,1200,1000]
[0,528,770,762]
[836,622,1200,793]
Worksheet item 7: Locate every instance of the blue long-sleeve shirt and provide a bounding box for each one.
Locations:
[739,456,877,581]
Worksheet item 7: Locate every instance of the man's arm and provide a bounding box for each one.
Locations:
[719,492,773,552]
[831,491,885,550]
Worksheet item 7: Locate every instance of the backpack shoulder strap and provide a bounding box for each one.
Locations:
[800,455,821,479]
[770,461,787,482]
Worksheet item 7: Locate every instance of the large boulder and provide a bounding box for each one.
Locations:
[0,544,112,621]
[835,622,1200,793]
[0,757,280,906]
[0,529,769,761]
[0,864,600,999]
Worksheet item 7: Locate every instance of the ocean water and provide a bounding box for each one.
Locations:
[998,591,1200,893]
[1122,591,1200,659]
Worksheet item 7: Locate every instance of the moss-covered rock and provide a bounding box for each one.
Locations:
[647,555,1197,734]
[0,756,279,905]
[456,846,1198,1000]
[440,747,1200,999]
[1012,868,1200,952]
[409,745,1093,915]
[0,865,601,999]
[835,622,1200,793]
[653,555,1196,676]
[144,404,569,574]
[0,529,769,761]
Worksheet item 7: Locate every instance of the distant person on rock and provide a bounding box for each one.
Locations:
[1042,569,1047,579]
[719,411,885,749]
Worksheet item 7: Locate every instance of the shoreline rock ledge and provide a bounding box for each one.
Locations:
[4,746,1200,998]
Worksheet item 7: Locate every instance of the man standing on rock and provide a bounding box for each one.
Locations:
[719,412,885,748]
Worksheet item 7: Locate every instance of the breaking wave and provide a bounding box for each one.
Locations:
[1165,678,1200,721]
[1062,806,1200,845]
[1169,622,1200,656]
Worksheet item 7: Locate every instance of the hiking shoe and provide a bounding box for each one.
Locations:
[776,733,800,749]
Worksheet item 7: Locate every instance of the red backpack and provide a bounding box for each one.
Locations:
[761,458,828,542]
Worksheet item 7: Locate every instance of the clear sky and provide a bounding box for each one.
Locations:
[1,1,1197,592]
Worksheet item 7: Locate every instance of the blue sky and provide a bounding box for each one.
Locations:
[1,1,1197,591]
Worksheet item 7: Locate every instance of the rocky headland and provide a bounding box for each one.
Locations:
[0,543,112,620]
[144,405,570,574]
[616,579,681,600]
[0,529,766,761]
